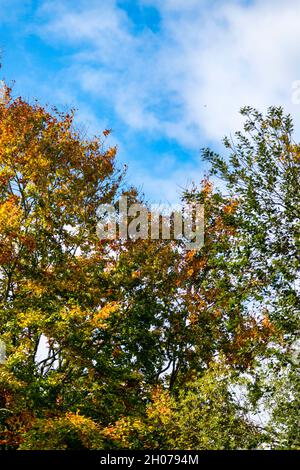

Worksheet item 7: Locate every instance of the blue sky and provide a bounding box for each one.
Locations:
[1,0,300,202]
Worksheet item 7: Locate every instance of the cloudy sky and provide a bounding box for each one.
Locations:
[1,0,300,202]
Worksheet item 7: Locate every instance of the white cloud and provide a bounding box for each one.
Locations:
[30,0,300,201]
[150,0,300,140]
[36,0,300,144]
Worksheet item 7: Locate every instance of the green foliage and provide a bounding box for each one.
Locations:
[168,362,260,450]
[100,362,261,450]
[203,106,300,450]
[19,412,105,450]
[203,106,299,337]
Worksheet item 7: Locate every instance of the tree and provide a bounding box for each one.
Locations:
[0,86,248,448]
[0,84,297,449]
[101,361,261,450]
[0,85,130,447]
[203,106,299,337]
[202,106,300,449]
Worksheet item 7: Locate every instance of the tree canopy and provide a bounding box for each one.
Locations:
[0,88,298,450]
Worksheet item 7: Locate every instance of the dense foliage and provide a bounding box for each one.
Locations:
[0,87,298,449]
